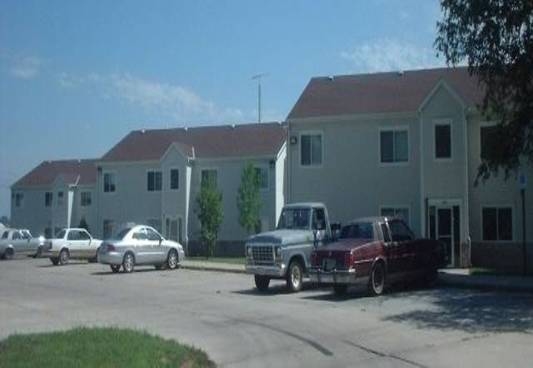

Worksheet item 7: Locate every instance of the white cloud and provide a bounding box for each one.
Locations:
[341,39,445,73]
[57,72,245,122]
[9,56,42,79]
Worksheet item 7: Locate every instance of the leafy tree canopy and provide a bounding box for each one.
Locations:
[196,177,223,258]
[436,0,533,180]
[237,163,262,234]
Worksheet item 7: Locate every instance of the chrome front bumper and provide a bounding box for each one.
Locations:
[309,267,364,284]
[245,263,286,277]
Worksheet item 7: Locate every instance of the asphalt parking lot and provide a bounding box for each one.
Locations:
[1,257,533,368]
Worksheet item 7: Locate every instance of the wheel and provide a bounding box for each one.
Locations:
[58,249,69,265]
[286,260,304,292]
[333,284,348,296]
[122,252,135,273]
[254,275,270,291]
[368,262,386,296]
[166,249,179,270]
[4,248,14,260]
[33,246,43,258]
[110,264,121,273]
[50,257,59,265]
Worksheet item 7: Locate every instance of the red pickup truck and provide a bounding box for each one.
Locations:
[309,217,446,296]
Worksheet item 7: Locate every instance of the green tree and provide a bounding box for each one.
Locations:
[196,177,223,258]
[78,217,90,233]
[435,0,533,180]
[237,163,262,235]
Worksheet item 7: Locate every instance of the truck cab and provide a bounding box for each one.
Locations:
[245,202,334,292]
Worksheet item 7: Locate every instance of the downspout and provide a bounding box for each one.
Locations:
[417,109,425,238]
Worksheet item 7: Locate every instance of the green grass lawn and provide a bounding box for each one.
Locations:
[0,327,215,368]
[187,256,246,265]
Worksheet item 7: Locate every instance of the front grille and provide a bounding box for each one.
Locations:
[252,246,274,264]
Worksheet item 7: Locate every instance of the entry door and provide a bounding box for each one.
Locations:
[436,208,454,267]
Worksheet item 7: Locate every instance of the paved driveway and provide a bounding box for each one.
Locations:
[1,258,532,367]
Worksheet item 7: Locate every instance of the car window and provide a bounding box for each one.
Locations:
[312,208,326,230]
[67,231,80,241]
[79,231,91,240]
[380,223,391,242]
[340,222,374,239]
[56,229,66,239]
[114,228,131,240]
[389,220,414,242]
[146,228,161,241]
[13,231,21,240]
[1,231,8,239]
[277,208,310,230]
[21,230,32,239]
[132,230,147,240]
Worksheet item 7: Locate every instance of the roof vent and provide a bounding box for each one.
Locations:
[327,75,334,81]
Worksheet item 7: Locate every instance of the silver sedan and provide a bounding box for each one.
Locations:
[97,225,185,273]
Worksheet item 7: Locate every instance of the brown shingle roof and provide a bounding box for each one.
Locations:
[287,67,484,119]
[101,122,287,162]
[13,159,98,188]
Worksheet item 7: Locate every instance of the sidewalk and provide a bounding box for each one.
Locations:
[439,268,533,293]
[181,259,246,274]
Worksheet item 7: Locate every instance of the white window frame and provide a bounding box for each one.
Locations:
[14,192,24,208]
[169,167,180,191]
[433,119,453,162]
[480,205,514,242]
[299,131,323,168]
[479,121,498,160]
[80,191,92,207]
[378,126,409,166]
[379,205,411,226]
[146,169,163,192]
[45,192,53,207]
[57,191,64,207]
[254,165,269,191]
[103,171,117,194]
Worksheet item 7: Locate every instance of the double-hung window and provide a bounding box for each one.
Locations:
[45,192,53,207]
[80,192,92,206]
[170,169,179,190]
[254,167,269,190]
[300,133,322,166]
[103,173,116,193]
[435,123,452,159]
[201,169,217,187]
[380,129,408,163]
[482,207,512,241]
[147,170,162,192]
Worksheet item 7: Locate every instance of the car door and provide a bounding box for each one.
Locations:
[130,228,150,264]
[78,230,93,258]
[66,230,83,258]
[388,220,416,274]
[145,227,166,263]
[11,231,26,253]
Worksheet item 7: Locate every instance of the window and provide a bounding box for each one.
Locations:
[14,192,24,208]
[57,191,64,206]
[67,230,80,241]
[380,223,391,242]
[312,208,326,230]
[435,124,451,159]
[201,169,217,187]
[132,230,147,240]
[170,169,179,190]
[103,219,114,239]
[13,231,21,240]
[300,133,322,166]
[1,231,8,239]
[380,130,408,163]
[389,220,414,242]
[254,167,269,190]
[146,227,162,241]
[381,207,410,225]
[480,125,498,160]
[78,230,91,241]
[483,207,512,241]
[103,173,116,193]
[340,222,374,239]
[45,192,53,207]
[80,192,92,206]
[147,170,162,192]
[277,208,310,230]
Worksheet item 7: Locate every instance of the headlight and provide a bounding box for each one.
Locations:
[274,246,282,258]
[246,246,252,257]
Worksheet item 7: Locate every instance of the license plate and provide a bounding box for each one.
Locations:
[322,258,336,272]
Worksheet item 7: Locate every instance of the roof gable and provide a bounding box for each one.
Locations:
[13,159,98,188]
[101,122,287,163]
[287,67,484,120]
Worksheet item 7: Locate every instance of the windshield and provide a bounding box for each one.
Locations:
[21,230,32,239]
[277,208,310,230]
[113,227,132,240]
[56,229,66,239]
[340,222,374,239]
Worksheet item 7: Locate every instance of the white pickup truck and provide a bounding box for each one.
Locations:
[245,202,339,292]
[42,228,102,265]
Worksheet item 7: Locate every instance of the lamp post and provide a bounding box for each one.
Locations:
[519,172,527,275]
[252,73,268,123]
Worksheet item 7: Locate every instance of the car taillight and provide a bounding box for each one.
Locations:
[344,252,354,268]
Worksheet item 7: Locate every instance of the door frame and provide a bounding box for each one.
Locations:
[427,198,462,267]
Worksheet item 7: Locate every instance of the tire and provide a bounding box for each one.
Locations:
[110,264,121,273]
[4,248,14,260]
[254,275,270,291]
[33,246,43,258]
[286,260,304,292]
[166,249,179,270]
[58,249,69,265]
[50,257,59,265]
[368,261,386,296]
[122,252,135,273]
[333,284,348,296]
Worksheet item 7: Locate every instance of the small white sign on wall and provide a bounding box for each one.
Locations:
[519,172,527,190]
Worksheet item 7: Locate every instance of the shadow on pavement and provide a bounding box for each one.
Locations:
[383,287,533,333]
[232,281,323,296]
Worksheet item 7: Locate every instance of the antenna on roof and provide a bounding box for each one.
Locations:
[328,75,334,81]
[252,72,269,123]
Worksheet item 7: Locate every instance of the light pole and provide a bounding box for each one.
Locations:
[252,73,268,123]
[519,172,527,275]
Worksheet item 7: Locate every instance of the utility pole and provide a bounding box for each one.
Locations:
[519,172,527,275]
[252,73,268,123]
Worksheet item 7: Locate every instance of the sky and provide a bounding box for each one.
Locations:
[0,0,445,218]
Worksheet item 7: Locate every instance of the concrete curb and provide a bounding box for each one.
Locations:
[438,272,533,293]
[181,263,246,275]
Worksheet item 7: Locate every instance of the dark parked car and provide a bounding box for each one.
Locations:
[309,217,446,296]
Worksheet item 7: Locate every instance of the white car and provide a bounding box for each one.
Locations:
[98,225,185,273]
[42,228,102,265]
[0,229,45,260]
